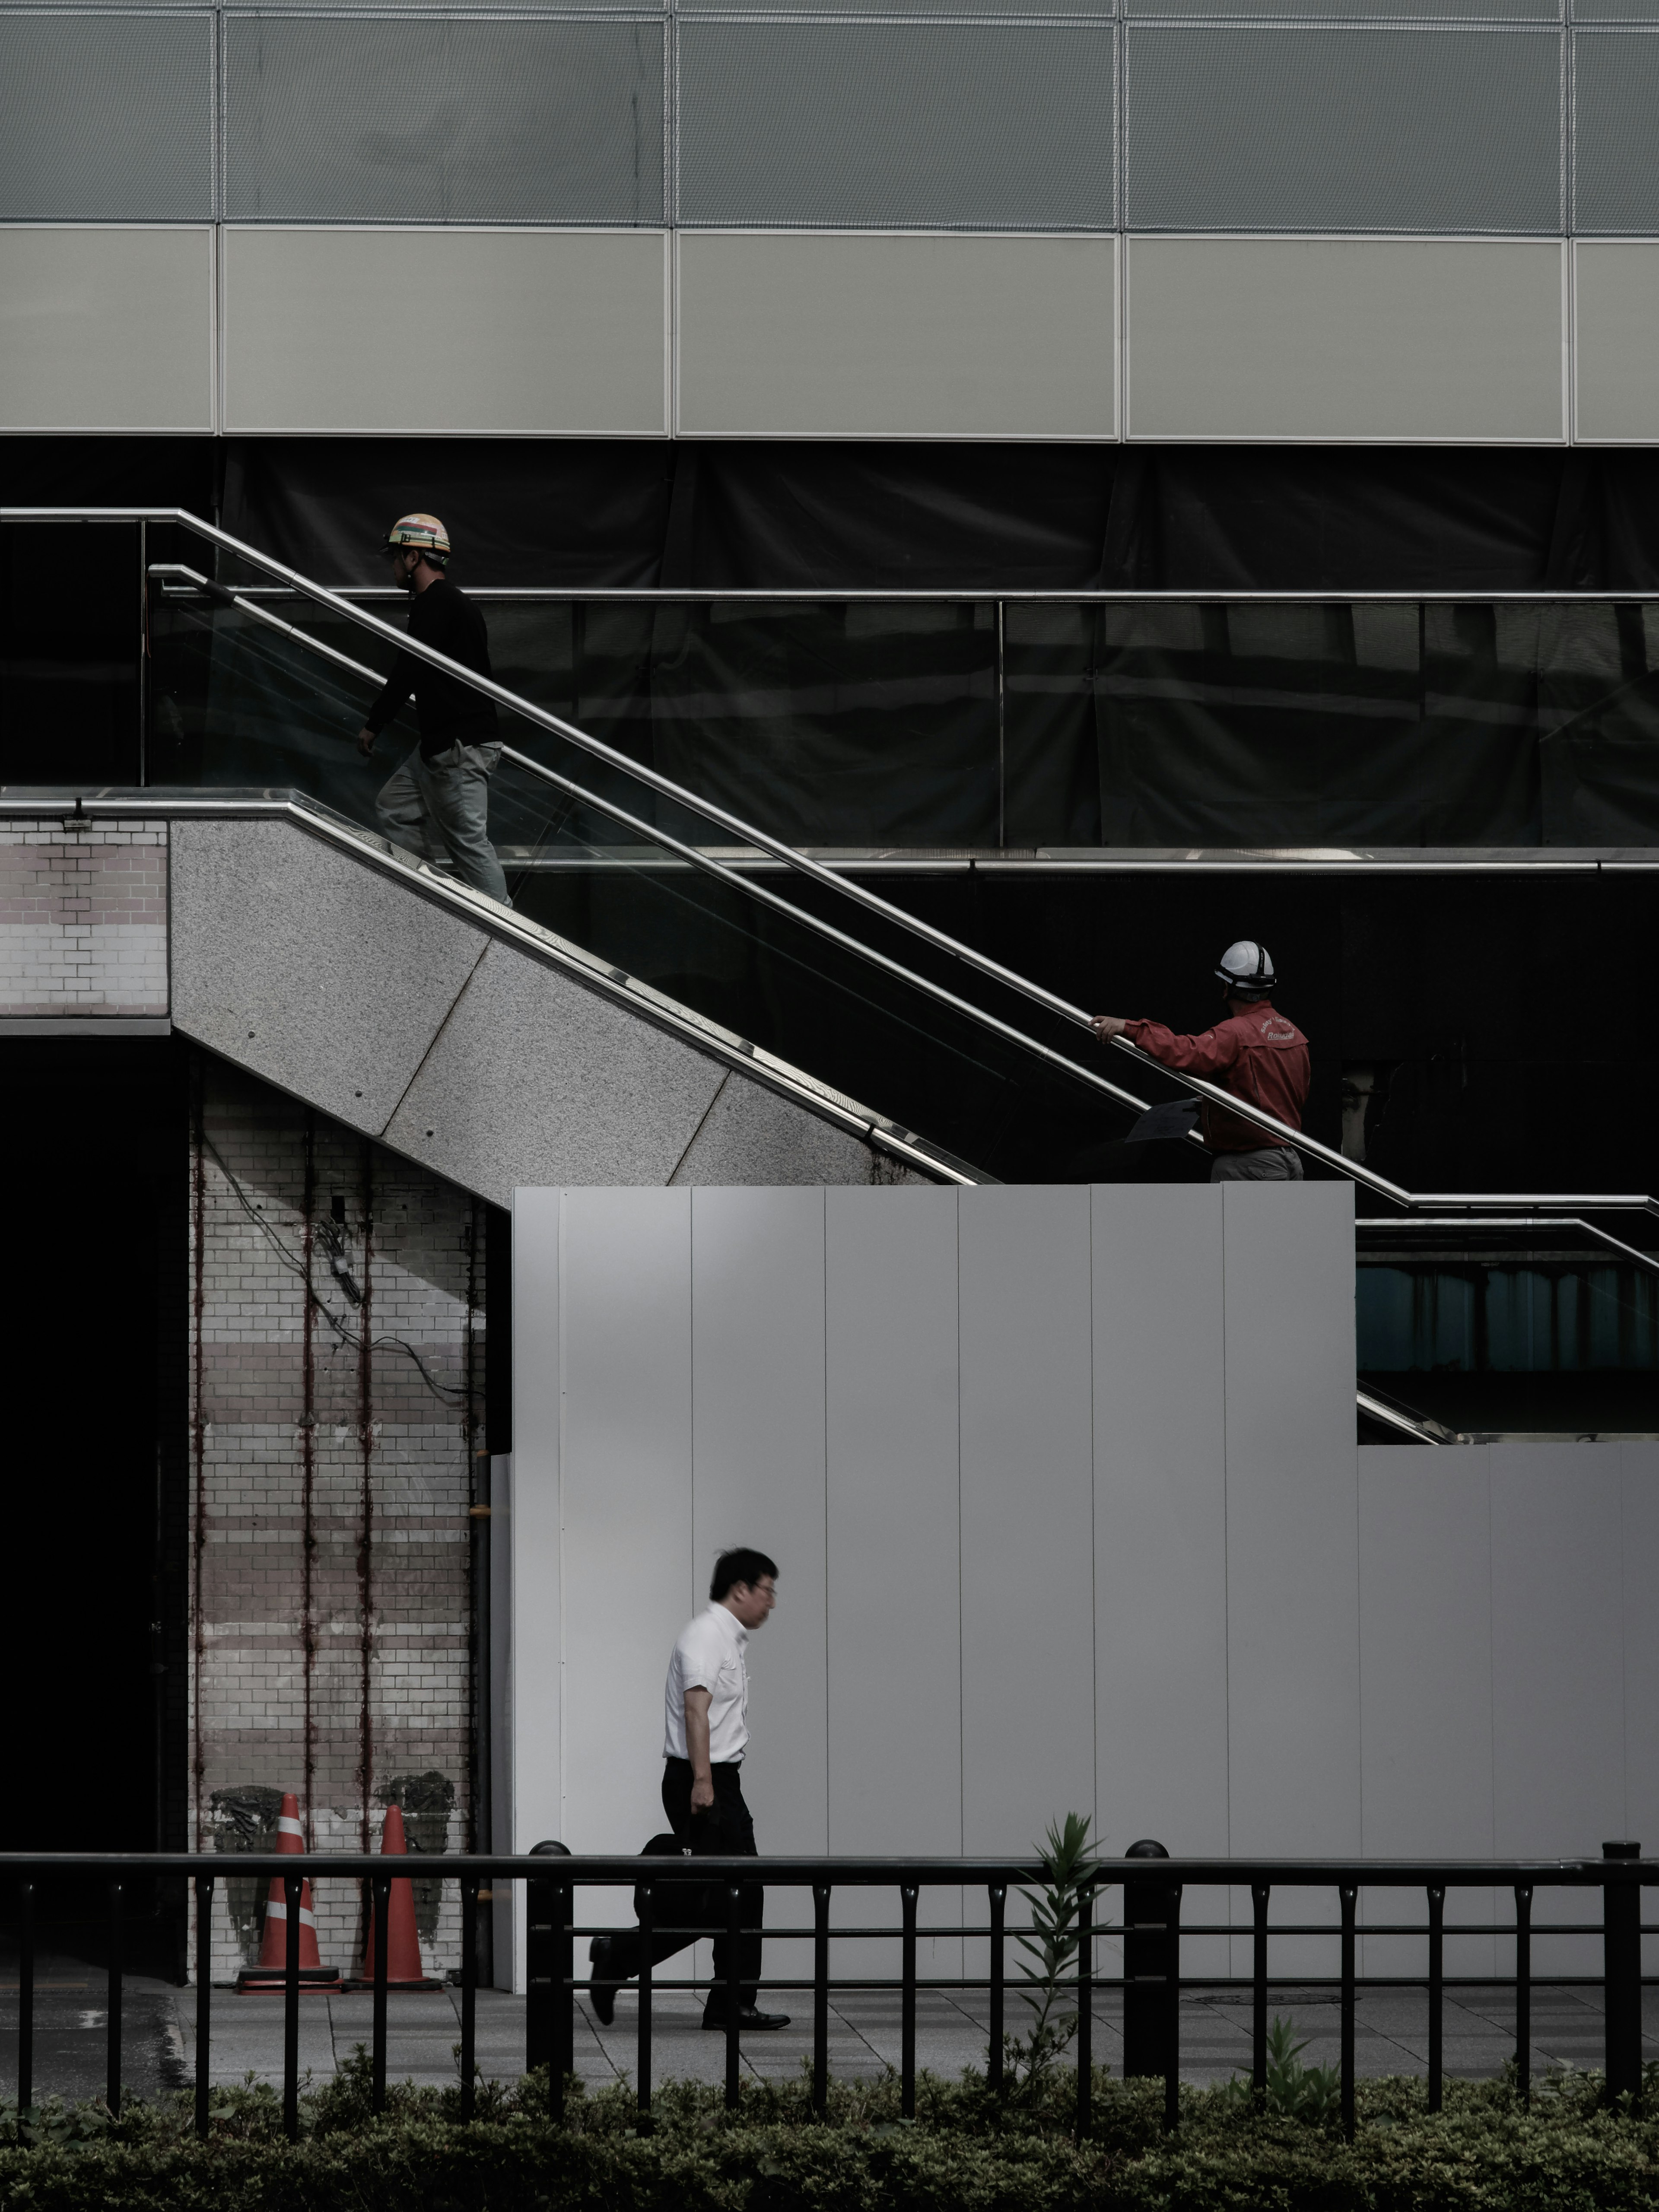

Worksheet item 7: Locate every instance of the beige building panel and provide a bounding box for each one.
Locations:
[0,226,213,432]
[1126,236,1565,443]
[223,227,668,435]
[676,231,1117,439]
[1574,242,1659,443]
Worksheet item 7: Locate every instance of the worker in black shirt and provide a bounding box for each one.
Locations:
[355,513,511,906]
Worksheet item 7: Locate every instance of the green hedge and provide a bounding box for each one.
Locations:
[4,2055,1659,2212]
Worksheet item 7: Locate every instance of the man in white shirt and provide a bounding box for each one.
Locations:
[588,1548,789,2033]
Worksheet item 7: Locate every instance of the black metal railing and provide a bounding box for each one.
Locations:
[2,1847,1654,2143]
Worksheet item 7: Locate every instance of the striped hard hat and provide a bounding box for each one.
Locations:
[381,512,450,563]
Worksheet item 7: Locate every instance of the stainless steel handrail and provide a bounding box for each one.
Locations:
[136,579,1659,605]
[1110,1037,1659,1224]
[14,507,1659,1228]
[1355,1389,1465,1446]
[156,562,1156,1122]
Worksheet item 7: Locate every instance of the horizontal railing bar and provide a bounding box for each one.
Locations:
[131,572,1659,606]
[1,1853,1651,1881]
[549,1976,1659,2005]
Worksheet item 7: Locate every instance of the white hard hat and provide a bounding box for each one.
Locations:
[1215,941,1276,998]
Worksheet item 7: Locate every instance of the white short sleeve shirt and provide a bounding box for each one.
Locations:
[663,1603,750,1764]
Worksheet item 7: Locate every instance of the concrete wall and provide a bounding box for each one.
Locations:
[508,1180,1659,1990]
[0,806,933,1193]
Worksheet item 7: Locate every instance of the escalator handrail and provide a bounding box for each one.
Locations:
[147,561,1160,1125]
[12,507,1659,1224]
[1109,1037,1659,1220]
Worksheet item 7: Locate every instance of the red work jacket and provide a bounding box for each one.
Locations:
[1122,1001,1310,1154]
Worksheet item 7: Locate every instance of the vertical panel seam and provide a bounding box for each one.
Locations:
[688,1185,697,1623]
[1220,1185,1231,1862]
[1087,1185,1099,1880]
[1619,1444,1628,1838]
[821,1185,832,1854]
[955,1187,965,1861]
[557,1188,568,1838]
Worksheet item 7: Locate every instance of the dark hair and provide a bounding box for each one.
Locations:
[710,1548,779,1603]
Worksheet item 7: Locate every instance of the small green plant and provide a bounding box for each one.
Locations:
[1001,1811,1099,2101]
[1217,2014,1342,2124]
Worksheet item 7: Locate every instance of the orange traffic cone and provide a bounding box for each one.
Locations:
[352,1805,443,1990]
[237,1793,342,1992]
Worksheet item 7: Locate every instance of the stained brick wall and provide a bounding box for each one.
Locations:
[0,821,168,1014]
[190,1058,484,1984]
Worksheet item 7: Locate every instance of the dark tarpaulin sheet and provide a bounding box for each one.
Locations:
[210,436,1659,593]
[21,432,1659,841]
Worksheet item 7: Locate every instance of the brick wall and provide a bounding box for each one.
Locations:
[0,820,168,1014]
[190,1057,484,1984]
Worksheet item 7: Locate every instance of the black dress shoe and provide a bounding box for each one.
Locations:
[702,2004,791,2031]
[588,1935,617,2027]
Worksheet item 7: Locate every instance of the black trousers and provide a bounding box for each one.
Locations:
[607,1759,762,2008]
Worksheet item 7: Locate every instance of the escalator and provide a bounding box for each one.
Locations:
[8,505,1659,1442]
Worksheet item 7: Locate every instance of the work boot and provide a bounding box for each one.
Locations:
[588,1935,617,2026]
[702,2002,790,2031]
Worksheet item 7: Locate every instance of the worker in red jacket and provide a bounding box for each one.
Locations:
[1091,941,1310,1181]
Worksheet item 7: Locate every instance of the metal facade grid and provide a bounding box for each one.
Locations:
[2,5,1659,232]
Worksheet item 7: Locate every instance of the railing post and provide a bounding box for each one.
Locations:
[1075,1882,1093,2139]
[554,1872,574,2116]
[988,1883,1006,2095]
[637,1880,653,2120]
[371,1872,391,2116]
[1123,1840,1173,2081]
[1339,1884,1357,2142]
[1603,1840,1643,2107]
[1251,1883,1270,2106]
[194,1873,212,2139]
[725,1881,743,2110]
[813,1883,831,2117]
[460,1876,479,2123]
[1514,1883,1533,2107]
[283,1870,301,2140]
[900,1884,918,2121]
[523,1840,570,2108]
[17,1878,34,2120]
[1427,1885,1445,2114]
[106,1879,124,2117]
[1162,1883,1182,2135]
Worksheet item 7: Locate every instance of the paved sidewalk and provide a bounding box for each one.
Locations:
[6,1973,1658,2103]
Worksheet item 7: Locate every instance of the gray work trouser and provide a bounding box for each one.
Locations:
[1211,1145,1305,1182]
[376,741,511,906]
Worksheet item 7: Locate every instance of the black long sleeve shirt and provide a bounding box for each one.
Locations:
[363,578,500,760]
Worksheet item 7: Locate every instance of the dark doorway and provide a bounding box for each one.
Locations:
[0,1038,189,1889]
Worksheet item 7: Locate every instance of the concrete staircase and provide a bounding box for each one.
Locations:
[0,797,967,1196]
